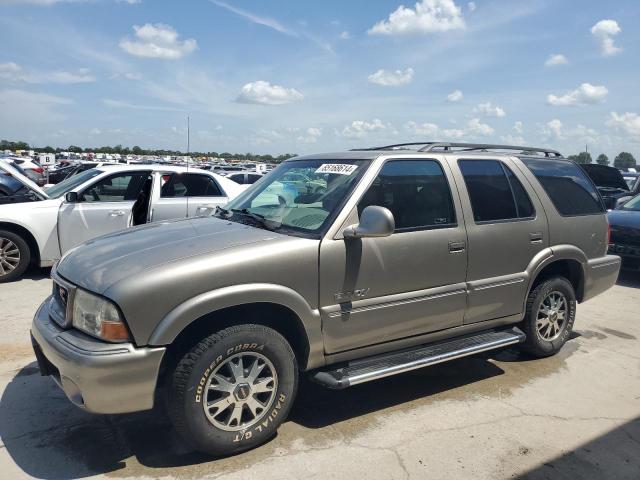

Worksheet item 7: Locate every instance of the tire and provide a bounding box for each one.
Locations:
[520,277,576,358]
[0,230,31,283]
[167,324,298,456]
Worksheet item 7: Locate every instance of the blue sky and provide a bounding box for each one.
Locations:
[0,0,638,158]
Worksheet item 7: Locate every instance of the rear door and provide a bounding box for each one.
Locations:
[450,157,549,324]
[57,171,151,252]
[183,173,229,217]
[152,172,188,221]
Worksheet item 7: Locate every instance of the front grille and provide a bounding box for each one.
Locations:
[49,271,76,328]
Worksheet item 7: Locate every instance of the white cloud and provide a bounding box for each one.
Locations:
[116,0,140,4]
[0,89,71,124]
[547,83,608,106]
[236,81,304,105]
[514,121,523,134]
[339,31,351,40]
[339,119,388,139]
[0,0,88,4]
[473,102,505,117]
[542,119,600,143]
[591,19,622,56]
[405,117,493,138]
[211,0,295,36]
[368,0,465,36]
[606,112,640,140]
[545,54,568,67]
[447,89,463,102]
[0,62,95,84]
[467,2,476,11]
[48,68,95,84]
[368,67,414,87]
[119,23,197,59]
[297,127,323,143]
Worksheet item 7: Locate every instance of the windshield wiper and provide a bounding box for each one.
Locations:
[231,208,281,230]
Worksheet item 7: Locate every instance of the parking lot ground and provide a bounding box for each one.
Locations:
[0,270,639,480]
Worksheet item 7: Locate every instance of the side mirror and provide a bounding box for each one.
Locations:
[65,191,79,203]
[343,206,395,239]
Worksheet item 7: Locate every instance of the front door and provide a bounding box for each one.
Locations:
[57,171,151,253]
[319,158,468,354]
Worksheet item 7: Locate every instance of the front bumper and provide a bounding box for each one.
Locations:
[31,297,166,414]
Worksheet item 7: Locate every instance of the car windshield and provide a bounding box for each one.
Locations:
[223,159,369,236]
[44,168,102,198]
[621,195,640,211]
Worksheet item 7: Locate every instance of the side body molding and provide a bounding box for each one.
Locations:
[147,283,325,369]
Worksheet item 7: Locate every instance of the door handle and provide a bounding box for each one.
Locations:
[109,210,126,217]
[529,232,543,244]
[449,241,466,254]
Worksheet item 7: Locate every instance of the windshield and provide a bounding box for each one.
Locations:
[621,195,640,211]
[44,168,102,198]
[224,159,369,236]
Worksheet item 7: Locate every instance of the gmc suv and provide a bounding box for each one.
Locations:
[31,142,621,456]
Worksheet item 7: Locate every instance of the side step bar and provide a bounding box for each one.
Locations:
[311,327,525,389]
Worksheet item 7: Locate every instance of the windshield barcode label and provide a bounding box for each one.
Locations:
[315,164,358,175]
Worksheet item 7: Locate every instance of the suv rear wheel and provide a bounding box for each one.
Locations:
[520,277,576,357]
[0,230,30,283]
[167,324,298,456]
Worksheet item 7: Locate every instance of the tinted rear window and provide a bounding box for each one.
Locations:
[521,158,604,216]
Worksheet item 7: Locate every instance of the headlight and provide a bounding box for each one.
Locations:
[72,289,130,342]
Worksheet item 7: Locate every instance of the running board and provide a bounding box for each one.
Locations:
[311,327,525,389]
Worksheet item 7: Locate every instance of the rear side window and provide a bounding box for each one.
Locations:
[161,173,223,197]
[521,158,604,216]
[358,159,457,232]
[458,160,535,223]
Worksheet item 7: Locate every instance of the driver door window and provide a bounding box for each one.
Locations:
[81,173,147,202]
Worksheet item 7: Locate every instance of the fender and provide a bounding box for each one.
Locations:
[523,245,588,307]
[148,283,326,369]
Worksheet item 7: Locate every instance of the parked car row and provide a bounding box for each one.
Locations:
[0,163,243,281]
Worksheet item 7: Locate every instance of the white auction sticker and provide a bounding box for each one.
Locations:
[315,164,358,175]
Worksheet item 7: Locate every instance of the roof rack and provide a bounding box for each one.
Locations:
[352,142,563,158]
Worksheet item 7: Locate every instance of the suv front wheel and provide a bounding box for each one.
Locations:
[167,324,298,456]
[521,277,576,357]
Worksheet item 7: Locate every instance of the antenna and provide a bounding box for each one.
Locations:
[187,116,190,156]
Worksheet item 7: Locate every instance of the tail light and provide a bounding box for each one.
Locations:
[32,167,44,174]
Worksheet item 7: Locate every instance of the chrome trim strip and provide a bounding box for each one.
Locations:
[347,335,523,386]
[327,288,467,318]
[50,268,77,328]
[473,277,525,291]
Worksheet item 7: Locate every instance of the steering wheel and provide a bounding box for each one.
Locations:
[91,189,100,202]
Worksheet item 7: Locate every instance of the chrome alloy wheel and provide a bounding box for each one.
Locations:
[536,291,567,341]
[203,352,278,432]
[0,237,20,277]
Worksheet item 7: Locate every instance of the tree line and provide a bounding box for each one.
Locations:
[567,151,636,169]
[0,140,297,164]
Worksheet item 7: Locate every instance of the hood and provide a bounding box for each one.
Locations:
[0,159,48,199]
[56,217,286,293]
[608,209,640,229]
[580,164,629,191]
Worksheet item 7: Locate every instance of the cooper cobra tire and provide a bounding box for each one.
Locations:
[520,277,576,358]
[167,324,298,456]
[0,230,31,283]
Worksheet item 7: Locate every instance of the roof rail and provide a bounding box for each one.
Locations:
[352,142,563,158]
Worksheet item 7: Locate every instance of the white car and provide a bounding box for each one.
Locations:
[0,163,243,282]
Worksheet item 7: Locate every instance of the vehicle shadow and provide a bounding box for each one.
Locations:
[616,270,640,288]
[518,416,640,479]
[0,355,508,478]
